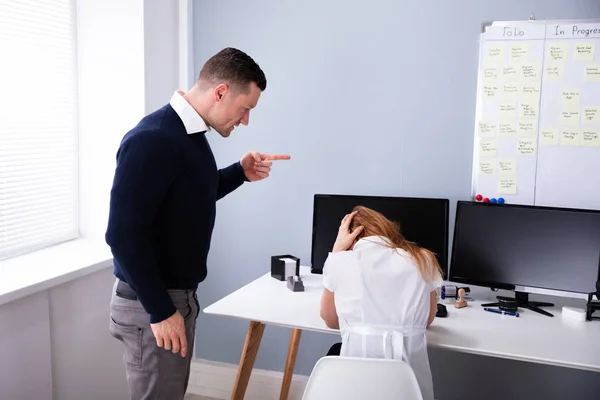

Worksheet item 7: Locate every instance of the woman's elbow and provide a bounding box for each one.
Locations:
[320,309,339,329]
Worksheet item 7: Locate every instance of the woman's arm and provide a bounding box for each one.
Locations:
[427,290,437,327]
[320,288,339,329]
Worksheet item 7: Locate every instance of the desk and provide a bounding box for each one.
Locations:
[203,266,600,400]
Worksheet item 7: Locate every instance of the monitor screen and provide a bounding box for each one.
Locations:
[310,194,449,275]
[450,201,600,295]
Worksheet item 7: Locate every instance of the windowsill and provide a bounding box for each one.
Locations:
[0,238,114,306]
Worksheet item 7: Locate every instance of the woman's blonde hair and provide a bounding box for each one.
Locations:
[349,205,444,282]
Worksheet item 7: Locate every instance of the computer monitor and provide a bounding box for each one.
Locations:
[310,194,450,276]
[450,201,600,317]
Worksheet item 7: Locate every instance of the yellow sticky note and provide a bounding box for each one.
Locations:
[503,66,520,81]
[517,139,536,155]
[561,90,580,106]
[521,82,540,98]
[479,159,496,175]
[560,128,581,146]
[485,43,505,63]
[521,63,539,79]
[499,122,516,137]
[511,44,528,60]
[546,42,568,62]
[518,120,537,137]
[585,64,600,83]
[581,129,600,147]
[560,109,580,126]
[498,158,517,176]
[499,103,517,120]
[478,121,497,137]
[519,103,538,119]
[540,128,559,146]
[482,67,499,82]
[574,43,595,61]
[545,64,564,81]
[498,178,517,195]
[480,140,497,157]
[583,107,600,124]
[503,84,520,100]
[482,84,500,99]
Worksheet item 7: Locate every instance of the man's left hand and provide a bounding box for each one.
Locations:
[240,151,290,182]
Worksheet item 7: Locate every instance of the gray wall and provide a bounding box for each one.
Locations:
[193,1,600,398]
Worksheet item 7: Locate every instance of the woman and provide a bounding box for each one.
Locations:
[320,206,443,400]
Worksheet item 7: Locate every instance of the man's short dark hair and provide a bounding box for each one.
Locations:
[198,47,266,93]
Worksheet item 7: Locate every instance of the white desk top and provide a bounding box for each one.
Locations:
[203,266,600,373]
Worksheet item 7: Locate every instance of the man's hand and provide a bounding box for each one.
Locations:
[332,211,364,252]
[240,151,291,182]
[150,310,188,357]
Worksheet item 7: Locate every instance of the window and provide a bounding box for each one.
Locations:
[0,0,79,260]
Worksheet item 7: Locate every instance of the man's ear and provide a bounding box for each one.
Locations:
[214,83,228,102]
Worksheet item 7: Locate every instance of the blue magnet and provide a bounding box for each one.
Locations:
[497,197,505,204]
[490,198,497,204]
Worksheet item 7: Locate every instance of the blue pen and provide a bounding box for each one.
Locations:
[484,307,519,317]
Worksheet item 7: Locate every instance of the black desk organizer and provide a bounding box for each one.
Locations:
[271,254,300,281]
[586,282,600,321]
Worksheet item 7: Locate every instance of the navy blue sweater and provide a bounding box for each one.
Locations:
[105,104,247,323]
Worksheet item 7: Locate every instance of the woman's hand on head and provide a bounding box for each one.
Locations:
[332,211,364,252]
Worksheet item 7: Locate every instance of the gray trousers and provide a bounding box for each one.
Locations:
[109,279,200,400]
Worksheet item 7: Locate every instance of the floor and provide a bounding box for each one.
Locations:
[184,395,219,400]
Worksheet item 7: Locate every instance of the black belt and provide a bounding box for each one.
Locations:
[116,280,138,301]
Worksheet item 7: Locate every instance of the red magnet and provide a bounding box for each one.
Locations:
[483,197,490,203]
[475,194,483,201]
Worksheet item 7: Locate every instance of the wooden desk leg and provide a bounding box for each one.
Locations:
[231,321,265,400]
[279,328,302,400]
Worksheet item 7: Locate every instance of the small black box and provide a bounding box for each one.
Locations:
[271,254,300,281]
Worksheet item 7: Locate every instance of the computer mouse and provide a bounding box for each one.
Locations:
[436,303,448,318]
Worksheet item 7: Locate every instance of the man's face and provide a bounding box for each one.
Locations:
[212,82,261,138]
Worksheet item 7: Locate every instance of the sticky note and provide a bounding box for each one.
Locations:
[479,140,497,157]
[499,122,516,137]
[498,158,517,176]
[546,42,568,62]
[585,64,600,83]
[574,43,595,61]
[561,90,581,106]
[581,130,600,147]
[560,128,581,146]
[560,110,580,126]
[503,66,520,80]
[478,121,497,137]
[482,84,500,99]
[498,178,517,195]
[503,84,520,100]
[479,159,496,175]
[517,139,536,155]
[540,128,559,146]
[518,120,537,137]
[521,63,539,79]
[583,107,600,124]
[519,103,538,119]
[485,43,504,63]
[544,64,564,81]
[499,103,517,120]
[521,82,540,98]
[483,67,499,82]
[511,44,528,60]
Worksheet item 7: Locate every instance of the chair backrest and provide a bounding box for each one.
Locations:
[301,356,423,400]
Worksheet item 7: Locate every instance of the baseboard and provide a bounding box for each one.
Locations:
[187,359,309,400]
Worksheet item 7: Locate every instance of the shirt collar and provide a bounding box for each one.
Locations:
[169,91,210,134]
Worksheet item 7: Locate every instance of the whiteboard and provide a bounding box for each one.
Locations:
[471,19,600,210]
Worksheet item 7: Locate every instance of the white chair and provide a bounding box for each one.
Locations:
[301,356,424,400]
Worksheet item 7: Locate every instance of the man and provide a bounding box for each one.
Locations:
[105,47,289,399]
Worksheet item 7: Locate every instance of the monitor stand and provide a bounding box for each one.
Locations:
[481,291,555,317]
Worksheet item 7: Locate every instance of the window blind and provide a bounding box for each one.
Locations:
[0,0,79,260]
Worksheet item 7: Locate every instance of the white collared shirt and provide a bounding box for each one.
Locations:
[169,91,210,134]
